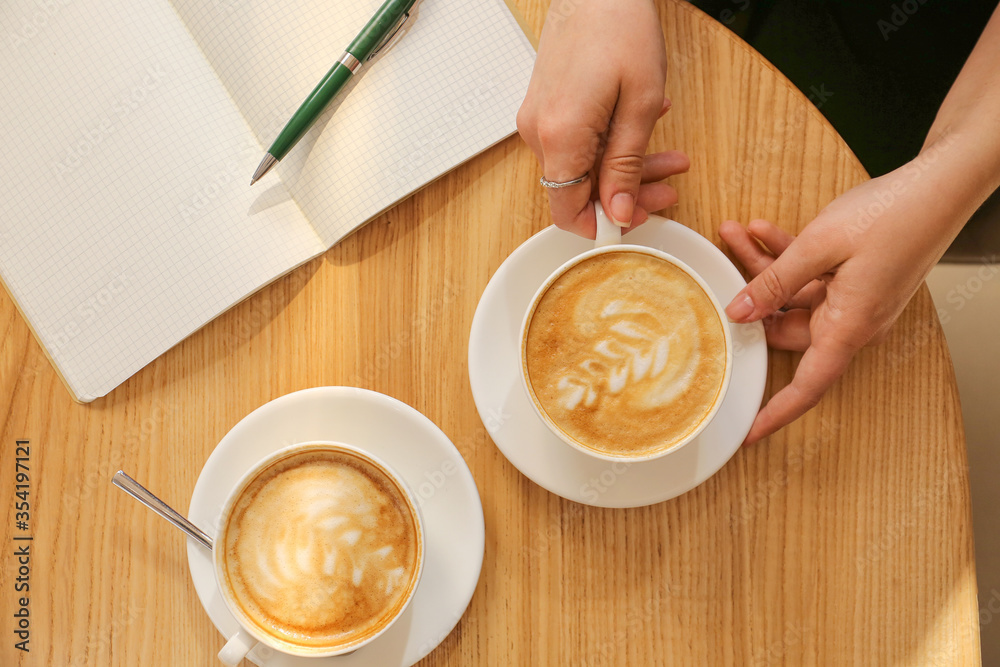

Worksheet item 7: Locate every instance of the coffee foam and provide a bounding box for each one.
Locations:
[221,449,420,649]
[525,251,727,456]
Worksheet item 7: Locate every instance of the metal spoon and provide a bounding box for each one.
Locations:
[112,470,213,551]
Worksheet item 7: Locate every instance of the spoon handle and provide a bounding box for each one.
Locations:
[112,471,214,551]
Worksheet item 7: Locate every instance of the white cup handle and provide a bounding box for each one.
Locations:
[594,202,622,248]
[218,627,259,666]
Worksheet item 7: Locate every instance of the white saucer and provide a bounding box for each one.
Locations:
[186,387,485,666]
[468,219,768,508]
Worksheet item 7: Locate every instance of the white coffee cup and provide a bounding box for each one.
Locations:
[518,203,734,462]
[214,441,425,665]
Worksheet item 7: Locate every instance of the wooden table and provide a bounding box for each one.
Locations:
[0,1,981,664]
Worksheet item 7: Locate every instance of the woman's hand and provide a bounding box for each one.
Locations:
[722,4,1000,445]
[516,0,688,238]
[720,151,981,445]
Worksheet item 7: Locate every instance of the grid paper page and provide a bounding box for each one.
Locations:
[0,0,325,401]
[170,0,536,246]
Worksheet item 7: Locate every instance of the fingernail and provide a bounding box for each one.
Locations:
[726,294,754,322]
[610,193,633,227]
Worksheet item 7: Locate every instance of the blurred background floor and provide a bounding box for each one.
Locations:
[684,0,1000,662]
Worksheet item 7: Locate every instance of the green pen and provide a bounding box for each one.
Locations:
[250,0,419,185]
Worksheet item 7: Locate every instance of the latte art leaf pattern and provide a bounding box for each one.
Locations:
[556,297,700,412]
[245,479,404,624]
[525,252,727,457]
[221,451,419,649]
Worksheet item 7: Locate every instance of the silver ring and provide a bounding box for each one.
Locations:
[540,174,589,189]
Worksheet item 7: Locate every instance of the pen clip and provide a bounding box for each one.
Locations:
[368,9,415,61]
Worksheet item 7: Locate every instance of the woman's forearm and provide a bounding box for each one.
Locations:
[922,3,1000,207]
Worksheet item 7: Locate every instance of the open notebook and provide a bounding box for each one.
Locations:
[0,0,535,401]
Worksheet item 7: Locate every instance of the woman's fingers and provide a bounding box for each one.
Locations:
[517,98,602,237]
[747,218,796,255]
[635,182,678,217]
[762,309,812,351]
[742,335,856,445]
[720,220,827,311]
[516,0,670,239]
[748,219,833,309]
[597,86,665,227]
[518,150,686,239]
[721,218,800,276]
[658,97,672,118]
[720,219,774,276]
[640,150,690,183]
[617,152,687,230]
[724,221,839,321]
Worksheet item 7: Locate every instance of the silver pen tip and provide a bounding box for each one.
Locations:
[250,153,278,186]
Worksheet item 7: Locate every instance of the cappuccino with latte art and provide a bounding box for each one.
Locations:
[216,444,422,654]
[523,249,728,458]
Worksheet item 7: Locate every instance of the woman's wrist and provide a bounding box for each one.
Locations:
[924,117,1000,188]
[904,122,1000,243]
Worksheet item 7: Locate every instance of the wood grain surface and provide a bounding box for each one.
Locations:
[0,1,980,665]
